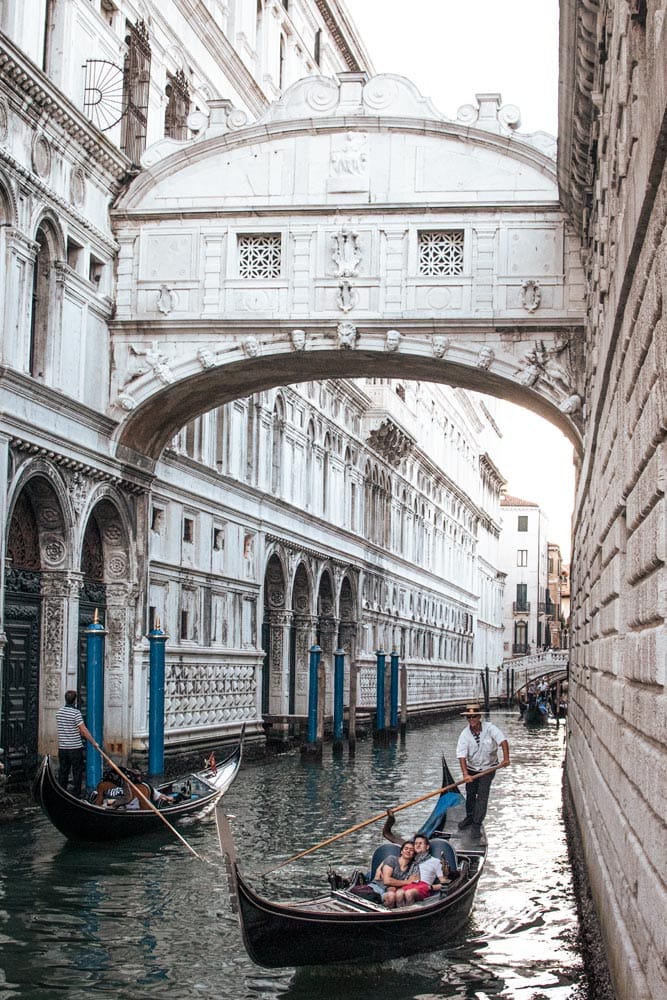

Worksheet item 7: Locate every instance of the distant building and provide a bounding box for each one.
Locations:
[499,496,549,657]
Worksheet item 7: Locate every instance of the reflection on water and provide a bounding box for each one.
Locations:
[0,713,586,999]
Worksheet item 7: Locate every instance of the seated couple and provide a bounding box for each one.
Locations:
[368,834,446,908]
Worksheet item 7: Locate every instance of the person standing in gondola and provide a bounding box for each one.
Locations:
[56,690,98,798]
[456,704,510,838]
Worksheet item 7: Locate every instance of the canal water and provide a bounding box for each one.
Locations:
[0,712,586,999]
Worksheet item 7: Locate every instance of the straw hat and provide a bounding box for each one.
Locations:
[460,703,483,717]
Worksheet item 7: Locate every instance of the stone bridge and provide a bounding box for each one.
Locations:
[109,74,586,467]
[505,650,569,697]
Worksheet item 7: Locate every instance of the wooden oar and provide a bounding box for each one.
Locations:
[263,764,501,874]
[93,743,205,862]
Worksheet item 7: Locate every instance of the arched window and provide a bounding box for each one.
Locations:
[271,396,285,496]
[322,433,331,518]
[29,223,57,380]
[305,420,315,508]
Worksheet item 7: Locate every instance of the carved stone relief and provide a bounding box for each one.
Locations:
[290,329,307,351]
[336,321,357,349]
[32,134,51,179]
[337,279,357,313]
[0,99,9,143]
[432,336,451,358]
[520,279,542,313]
[332,228,361,277]
[385,329,402,353]
[477,347,496,370]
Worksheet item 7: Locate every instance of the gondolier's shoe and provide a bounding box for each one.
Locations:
[470,825,482,839]
[457,817,473,829]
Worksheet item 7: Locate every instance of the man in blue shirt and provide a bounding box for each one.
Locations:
[456,704,510,838]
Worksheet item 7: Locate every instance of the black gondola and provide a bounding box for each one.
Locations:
[34,734,243,842]
[216,758,487,968]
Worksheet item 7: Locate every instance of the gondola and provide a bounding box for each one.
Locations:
[216,757,487,968]
[33,732,244,842]
[524,693,549,726]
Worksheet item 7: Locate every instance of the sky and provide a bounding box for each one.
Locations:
[345,0,574,560]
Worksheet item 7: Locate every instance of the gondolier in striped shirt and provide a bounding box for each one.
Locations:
[456,704,510,839]
[56,690,98,798]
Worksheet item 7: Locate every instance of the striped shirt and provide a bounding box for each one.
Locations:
[56,704,85,749]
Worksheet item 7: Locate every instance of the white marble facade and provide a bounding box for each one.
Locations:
[0,0,536,767]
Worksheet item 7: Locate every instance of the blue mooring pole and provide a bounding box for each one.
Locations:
[148,623,168,778]
[375,649,386,732]
[333,648,345,744]
[389,650,399,730]
[85,612,107,791]
[306,645,321,745]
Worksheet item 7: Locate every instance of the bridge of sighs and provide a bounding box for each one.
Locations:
[109,73,586,466]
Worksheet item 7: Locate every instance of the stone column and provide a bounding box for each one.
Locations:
[104,581,135,756]
[268,609,293,716]
[39,570,81,754]
[317,616,338,731]
[293,614,317,719]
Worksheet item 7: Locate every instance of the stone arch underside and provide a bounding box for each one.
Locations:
[111,73,586,464]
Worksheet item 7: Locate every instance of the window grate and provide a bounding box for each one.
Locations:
[238,234,282,278]
[418,230,464,276]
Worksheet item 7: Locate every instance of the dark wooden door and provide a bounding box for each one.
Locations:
[3,580,41,781]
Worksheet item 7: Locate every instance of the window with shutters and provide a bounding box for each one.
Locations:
[121,19,151,164]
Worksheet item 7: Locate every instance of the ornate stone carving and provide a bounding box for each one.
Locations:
[385,329,402,352]
[32,134,51,178]
[332,228,361,277]
[242,335,260,358]
[290,329,307,351]
[117,392,137,411]
[337,279,357,313]
[125,342,173,385]
[336,321,357,349]
[68,472,89,515]
[520,279,542,313]
[43,537,66,565]
[156,284,178,315]
[432,336,451,358]
[559,394,582,415]
[197,347,217,369]
[516,339,573,394]
[477,347,496,370]
[331,132,367,177]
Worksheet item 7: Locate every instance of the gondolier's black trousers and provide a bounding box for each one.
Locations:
[464,767,495,826]
[58,748,85,798]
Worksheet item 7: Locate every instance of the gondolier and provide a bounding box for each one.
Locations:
[456,704,510,838]
[56,690,98,798]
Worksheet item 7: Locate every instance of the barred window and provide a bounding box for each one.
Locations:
[238,234,281,278]
[164,69,190,140]
[418,230,464,276]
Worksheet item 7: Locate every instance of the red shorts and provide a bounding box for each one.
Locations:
[409,881,432,900]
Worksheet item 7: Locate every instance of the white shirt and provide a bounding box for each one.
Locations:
[416,854,442,886]
[456,721,506,770]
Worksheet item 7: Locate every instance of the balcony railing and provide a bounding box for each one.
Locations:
[513,601,530,613]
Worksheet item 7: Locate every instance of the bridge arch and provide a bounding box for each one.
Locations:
[110,74,585,465]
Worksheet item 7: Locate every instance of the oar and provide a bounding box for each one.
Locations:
[263,764,501,874]
[93,743,205,862]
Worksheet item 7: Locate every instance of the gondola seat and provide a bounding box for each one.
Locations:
[429,838,458,877]
[368,843,399,880]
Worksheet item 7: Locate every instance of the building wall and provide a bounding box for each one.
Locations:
[0,1,507,769]
[499,499,549,657]
[559,2,667,997]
